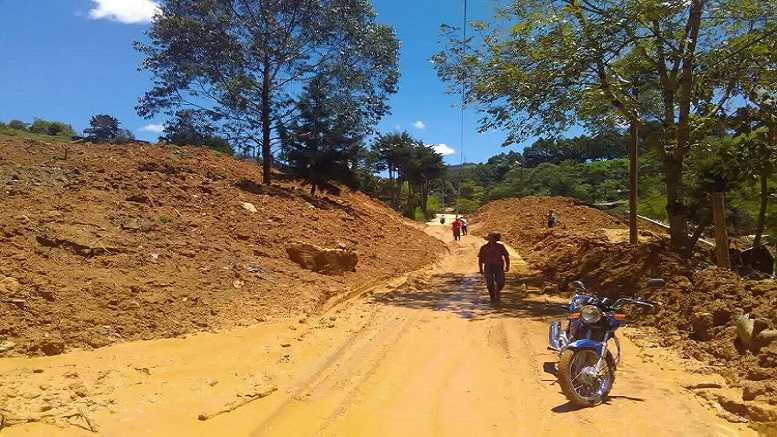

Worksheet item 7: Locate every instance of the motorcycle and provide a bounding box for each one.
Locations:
[548,278,665,407]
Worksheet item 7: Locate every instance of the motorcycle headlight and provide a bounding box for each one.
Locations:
[580,305,603,324]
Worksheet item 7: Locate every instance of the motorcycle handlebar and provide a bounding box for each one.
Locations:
[613,298,663,310]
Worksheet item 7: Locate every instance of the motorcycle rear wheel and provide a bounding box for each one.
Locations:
[558,349,615,407]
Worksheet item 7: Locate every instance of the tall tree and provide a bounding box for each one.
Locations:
[137,0,399,185]
[372,131,446,216]
[372,132,416,209]
[284,77,364,195]
[433,0,774,252]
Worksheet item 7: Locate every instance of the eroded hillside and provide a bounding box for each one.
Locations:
[0,137,444,356]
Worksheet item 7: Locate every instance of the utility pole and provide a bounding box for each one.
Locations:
[628,121,639,245]
[712,192,731,269]
[628,76,640,245]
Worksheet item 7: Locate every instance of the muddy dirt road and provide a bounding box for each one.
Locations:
[1,226,754,436]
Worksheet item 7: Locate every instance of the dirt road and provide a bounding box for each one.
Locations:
[0,226,755,436]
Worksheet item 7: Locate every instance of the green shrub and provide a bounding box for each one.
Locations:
[7,120,27,130]
[455,198,481,214]
[29,118,77,138]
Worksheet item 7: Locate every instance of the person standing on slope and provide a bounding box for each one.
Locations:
[452,216,462,241]
[478,231,510,304]
[460,217,469,235]
[547,209,557,228]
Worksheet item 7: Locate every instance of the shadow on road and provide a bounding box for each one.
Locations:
[370,273,565,322]
[542,361,558,377]
[551,395,646,414]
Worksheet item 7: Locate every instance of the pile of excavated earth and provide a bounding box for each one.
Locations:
[473,196,777,423]
[0,136,443,357]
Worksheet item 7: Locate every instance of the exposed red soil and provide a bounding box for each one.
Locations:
[0,136,444,356]
[471,196,626,252]
[474,196,777,421]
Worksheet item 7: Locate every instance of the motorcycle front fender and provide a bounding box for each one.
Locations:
[565,339,605,355]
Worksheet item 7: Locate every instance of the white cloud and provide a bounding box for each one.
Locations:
[413,120,426,130]
[88,0,160,24]
[428,143,455,156]
[140,123,164,133]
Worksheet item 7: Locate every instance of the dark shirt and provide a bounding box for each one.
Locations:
[478,242,509,265]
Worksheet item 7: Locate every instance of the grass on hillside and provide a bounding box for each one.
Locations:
[0,126,75,143]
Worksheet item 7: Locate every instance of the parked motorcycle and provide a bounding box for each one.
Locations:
[548,279,665,407]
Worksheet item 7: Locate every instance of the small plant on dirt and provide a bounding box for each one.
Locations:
[159,215,174,225]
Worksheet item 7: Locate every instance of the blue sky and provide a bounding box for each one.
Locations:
[0,0,530,164]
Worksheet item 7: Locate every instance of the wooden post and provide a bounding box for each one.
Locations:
[711,192,731,269]
[629,122,639,245]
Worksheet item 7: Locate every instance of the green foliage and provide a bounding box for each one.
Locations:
[433,0,774,250]
[7,120,27,130]
[163,110,233,155]
[426,194,443,217]
[522,132,627,167]
[455,198,480,214]
[28,118,77,138]
[0,119,76,143]
[84,114,134,144]
[137,0,400,184]
[638,192,668,222]
[371,131,446,216]
[284,77,364,194]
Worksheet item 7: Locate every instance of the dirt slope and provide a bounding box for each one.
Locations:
[473,196,777,424]
[471,196,626,252]
[0,136,443,356]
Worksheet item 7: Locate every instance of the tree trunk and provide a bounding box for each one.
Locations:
[711,192,731,269]
[753,169,768,247]
[420,182,429,214]
[665,0,703,252]
[261,59,273,185]
[629,121,639,245]
[664,157,689,252]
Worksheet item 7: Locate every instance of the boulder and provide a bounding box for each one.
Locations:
[286,242,358,275]
[0,340,16,353]
[0,276,20,294]
[736,315,755,349]
[241,202,258,213]
[37,338,65,356]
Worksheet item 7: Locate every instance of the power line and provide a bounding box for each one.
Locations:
[460,0,468,167]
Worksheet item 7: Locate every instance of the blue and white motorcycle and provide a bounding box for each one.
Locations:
[548,279,664,407]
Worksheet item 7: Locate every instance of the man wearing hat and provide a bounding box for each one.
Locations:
[478,231,510,304]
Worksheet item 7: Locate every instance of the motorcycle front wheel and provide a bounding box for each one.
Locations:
[558,349,615,407]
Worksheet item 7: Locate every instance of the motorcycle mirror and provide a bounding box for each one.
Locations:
[570,280,586,291]
[647,278,665,289]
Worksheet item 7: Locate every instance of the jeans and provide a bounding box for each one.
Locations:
[483,263,505,302]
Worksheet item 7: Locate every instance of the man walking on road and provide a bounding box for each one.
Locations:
[478,232,510,304]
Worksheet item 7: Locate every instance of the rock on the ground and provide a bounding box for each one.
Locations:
[286,242,358,275]
[34,338,66,356]
[0,340,16,353]
[241,202,258,213]
[0,276,20,294]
